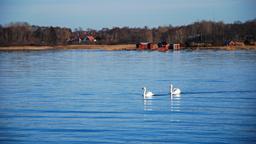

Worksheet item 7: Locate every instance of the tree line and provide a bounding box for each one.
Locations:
[0,19,255,46]
[0,22,72,46]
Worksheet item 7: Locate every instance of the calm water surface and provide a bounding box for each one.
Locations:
[0,50,256,143]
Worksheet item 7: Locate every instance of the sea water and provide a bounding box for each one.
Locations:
[0,50,256,143]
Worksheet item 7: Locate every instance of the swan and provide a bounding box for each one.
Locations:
[142,87,154,99]
[170,84,181,95]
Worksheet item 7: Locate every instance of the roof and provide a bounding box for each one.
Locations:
[87,36,95,41]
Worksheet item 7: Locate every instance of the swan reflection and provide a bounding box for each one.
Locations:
[144,99,153,111]
[169,95,181,112]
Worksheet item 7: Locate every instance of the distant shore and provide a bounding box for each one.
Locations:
[0,44,256,51]
[186,45,256,51]
[0,44,136,51]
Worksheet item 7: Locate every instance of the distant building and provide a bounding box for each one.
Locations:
[67,34,96,44]
[136,41,179,52]
[157,41,169,52]
[224,40,244,46]
[157,41,168,48]
[136,42,157,50]
[169,43,181,50]
[149,43,158,50]
[244,35,256,45]
[84,36,96,42]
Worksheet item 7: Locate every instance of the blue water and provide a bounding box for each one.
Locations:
[0,50,256,144]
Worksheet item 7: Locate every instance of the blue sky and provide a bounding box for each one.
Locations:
[0,0,255,29]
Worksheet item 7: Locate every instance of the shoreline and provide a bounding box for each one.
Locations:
[0,44,256,51]
[0,44,136,51]
[186,45,256,51]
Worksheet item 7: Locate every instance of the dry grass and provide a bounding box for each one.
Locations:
[0,46,54,51]
[58,44,136,50]
[0,44,136,51]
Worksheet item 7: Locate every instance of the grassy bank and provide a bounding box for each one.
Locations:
[0,44,136,51]
[0,44,256,51]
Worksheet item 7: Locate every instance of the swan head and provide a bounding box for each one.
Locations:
[142,87,146,90]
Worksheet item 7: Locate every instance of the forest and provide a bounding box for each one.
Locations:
[0,19,255,46]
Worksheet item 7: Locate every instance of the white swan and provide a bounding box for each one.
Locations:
[142,87,154,99]
[170,84,181,95]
